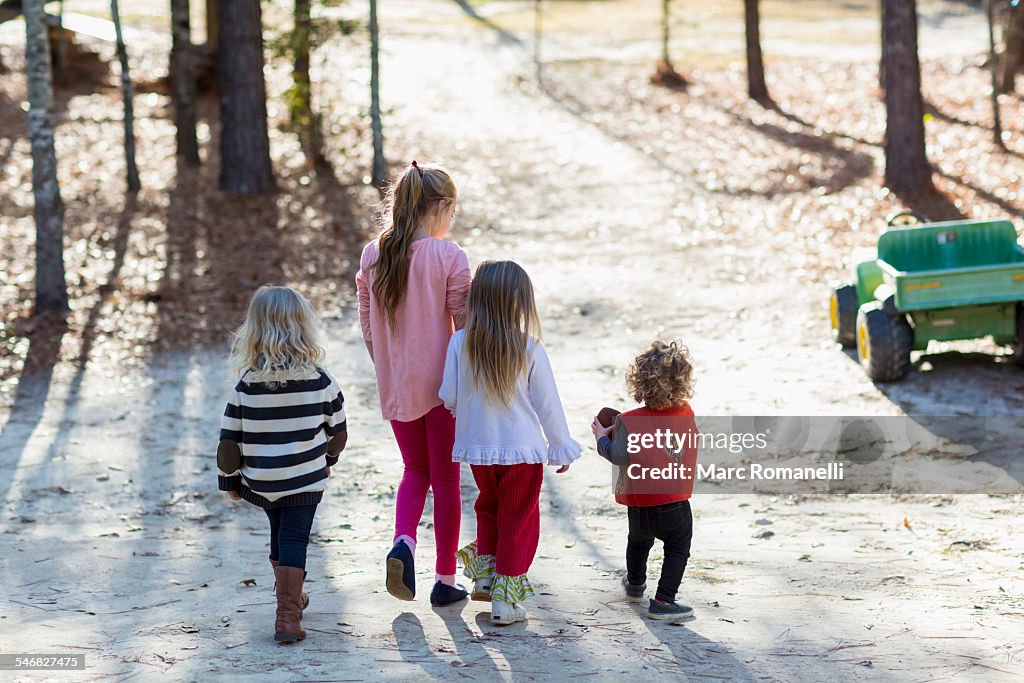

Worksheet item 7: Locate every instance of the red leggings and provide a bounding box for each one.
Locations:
[390,404,461,575]
[471,463,543,577]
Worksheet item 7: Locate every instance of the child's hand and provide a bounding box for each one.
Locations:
[591,417,613,441]
[326,466,332,477]
[228,491,241,501]
[556,464,570,474]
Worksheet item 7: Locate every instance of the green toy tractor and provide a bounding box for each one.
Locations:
[830,212,1024,381]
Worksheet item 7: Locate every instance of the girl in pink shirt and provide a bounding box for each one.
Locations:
[355,161,471,606]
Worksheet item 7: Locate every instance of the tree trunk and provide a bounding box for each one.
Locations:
[218,0,274,194]
[986,0,1004,147]
[205,0,219,45]
[534,0,543,83]
[882,0,930,193]
[879,0,887,90]
[292,0,324,163]
[51,11,70,86]
[111,0,140,192]
[24,0,68,313]
[661,0,671,66]
[171,0,200,163]
[369,0,386,190]
[744,0,769,102]
[997,4,1023,93]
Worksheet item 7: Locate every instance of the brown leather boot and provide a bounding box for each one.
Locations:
[270,557,309,612]
[273,566,307,643]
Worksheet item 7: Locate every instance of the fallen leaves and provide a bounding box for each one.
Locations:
[948,539,991,551]
[0,21,375,404]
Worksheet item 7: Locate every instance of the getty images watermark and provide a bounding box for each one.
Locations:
[607,416,1024,495]
[621,428,844,482]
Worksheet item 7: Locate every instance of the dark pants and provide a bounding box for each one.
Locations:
[626,500,692,603]
[265,504,318,570]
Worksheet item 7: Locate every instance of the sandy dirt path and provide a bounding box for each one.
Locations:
[2,1,1023,681]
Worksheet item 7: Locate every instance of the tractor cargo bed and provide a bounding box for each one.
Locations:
[881,260,1024,311]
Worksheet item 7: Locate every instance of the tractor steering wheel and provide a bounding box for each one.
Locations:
[886,211,925,228]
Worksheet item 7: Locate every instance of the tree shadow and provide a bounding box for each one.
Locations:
[934,168,1024,220]
[147,112,367,351]
[888,183,968,221]
[923,98,986,131]
[833,164,1022,470]
[0,134,14,171]
[450,0,526,48]
[0,89,31,221]
[32,197,137,493]
[631,608,759,681]
[838,338,1024,485]
[727,113,875,197]
[535,79,708,193]
[536,76,877,200]
[0,312,67,506]
[50,28,111,106]
[759,100,880,148]
[150,146,286,352]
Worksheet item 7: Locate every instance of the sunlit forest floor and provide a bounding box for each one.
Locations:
[1,0,1023,680]
[1,0,1023,400]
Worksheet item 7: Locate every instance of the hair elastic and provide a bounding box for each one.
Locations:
[411,160,423,177]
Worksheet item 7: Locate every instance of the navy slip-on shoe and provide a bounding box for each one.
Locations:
[429,581,468,607]
[647,598,695,620]
[386,541,415,601]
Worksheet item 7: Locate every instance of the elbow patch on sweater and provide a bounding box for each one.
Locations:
[217,440,242,474]
[327,432,348,457]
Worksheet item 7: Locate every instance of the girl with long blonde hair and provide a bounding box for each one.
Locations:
[439,261,581,626]
[355,161,471,606]
[217,285,348,643]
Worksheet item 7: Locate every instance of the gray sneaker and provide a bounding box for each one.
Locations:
[621,575,646,602]
[648,599,694,620]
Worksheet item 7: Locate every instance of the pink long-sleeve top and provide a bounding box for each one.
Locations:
[356,237,471,422]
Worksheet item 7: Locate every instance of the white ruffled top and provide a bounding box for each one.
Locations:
[439,330,583,467]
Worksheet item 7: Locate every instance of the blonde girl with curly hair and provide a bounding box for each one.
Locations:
[355,161,471,607]
[591,340,699,622]
[439,261,581,626]
[217,285,348,643]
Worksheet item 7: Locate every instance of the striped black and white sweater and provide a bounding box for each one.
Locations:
[217,368,347,509]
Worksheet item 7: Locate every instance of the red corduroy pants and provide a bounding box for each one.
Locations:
[471,463,543,577]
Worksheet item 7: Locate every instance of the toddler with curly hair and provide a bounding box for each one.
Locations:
[591,340,699,621]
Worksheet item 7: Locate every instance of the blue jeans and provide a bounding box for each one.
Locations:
[265,504,318,570]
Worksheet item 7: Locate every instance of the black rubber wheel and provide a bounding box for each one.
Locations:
[1013,306,1024,368]
[830,283,858,348]
[856,303,913,381]
[880,293,899,317]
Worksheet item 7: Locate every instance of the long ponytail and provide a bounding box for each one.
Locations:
[372,162,457,331]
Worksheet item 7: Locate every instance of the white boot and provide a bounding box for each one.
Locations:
[491,599,526,626]
[471,577,493,602]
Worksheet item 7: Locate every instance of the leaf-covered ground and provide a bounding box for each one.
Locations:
[3,1,1023,407]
